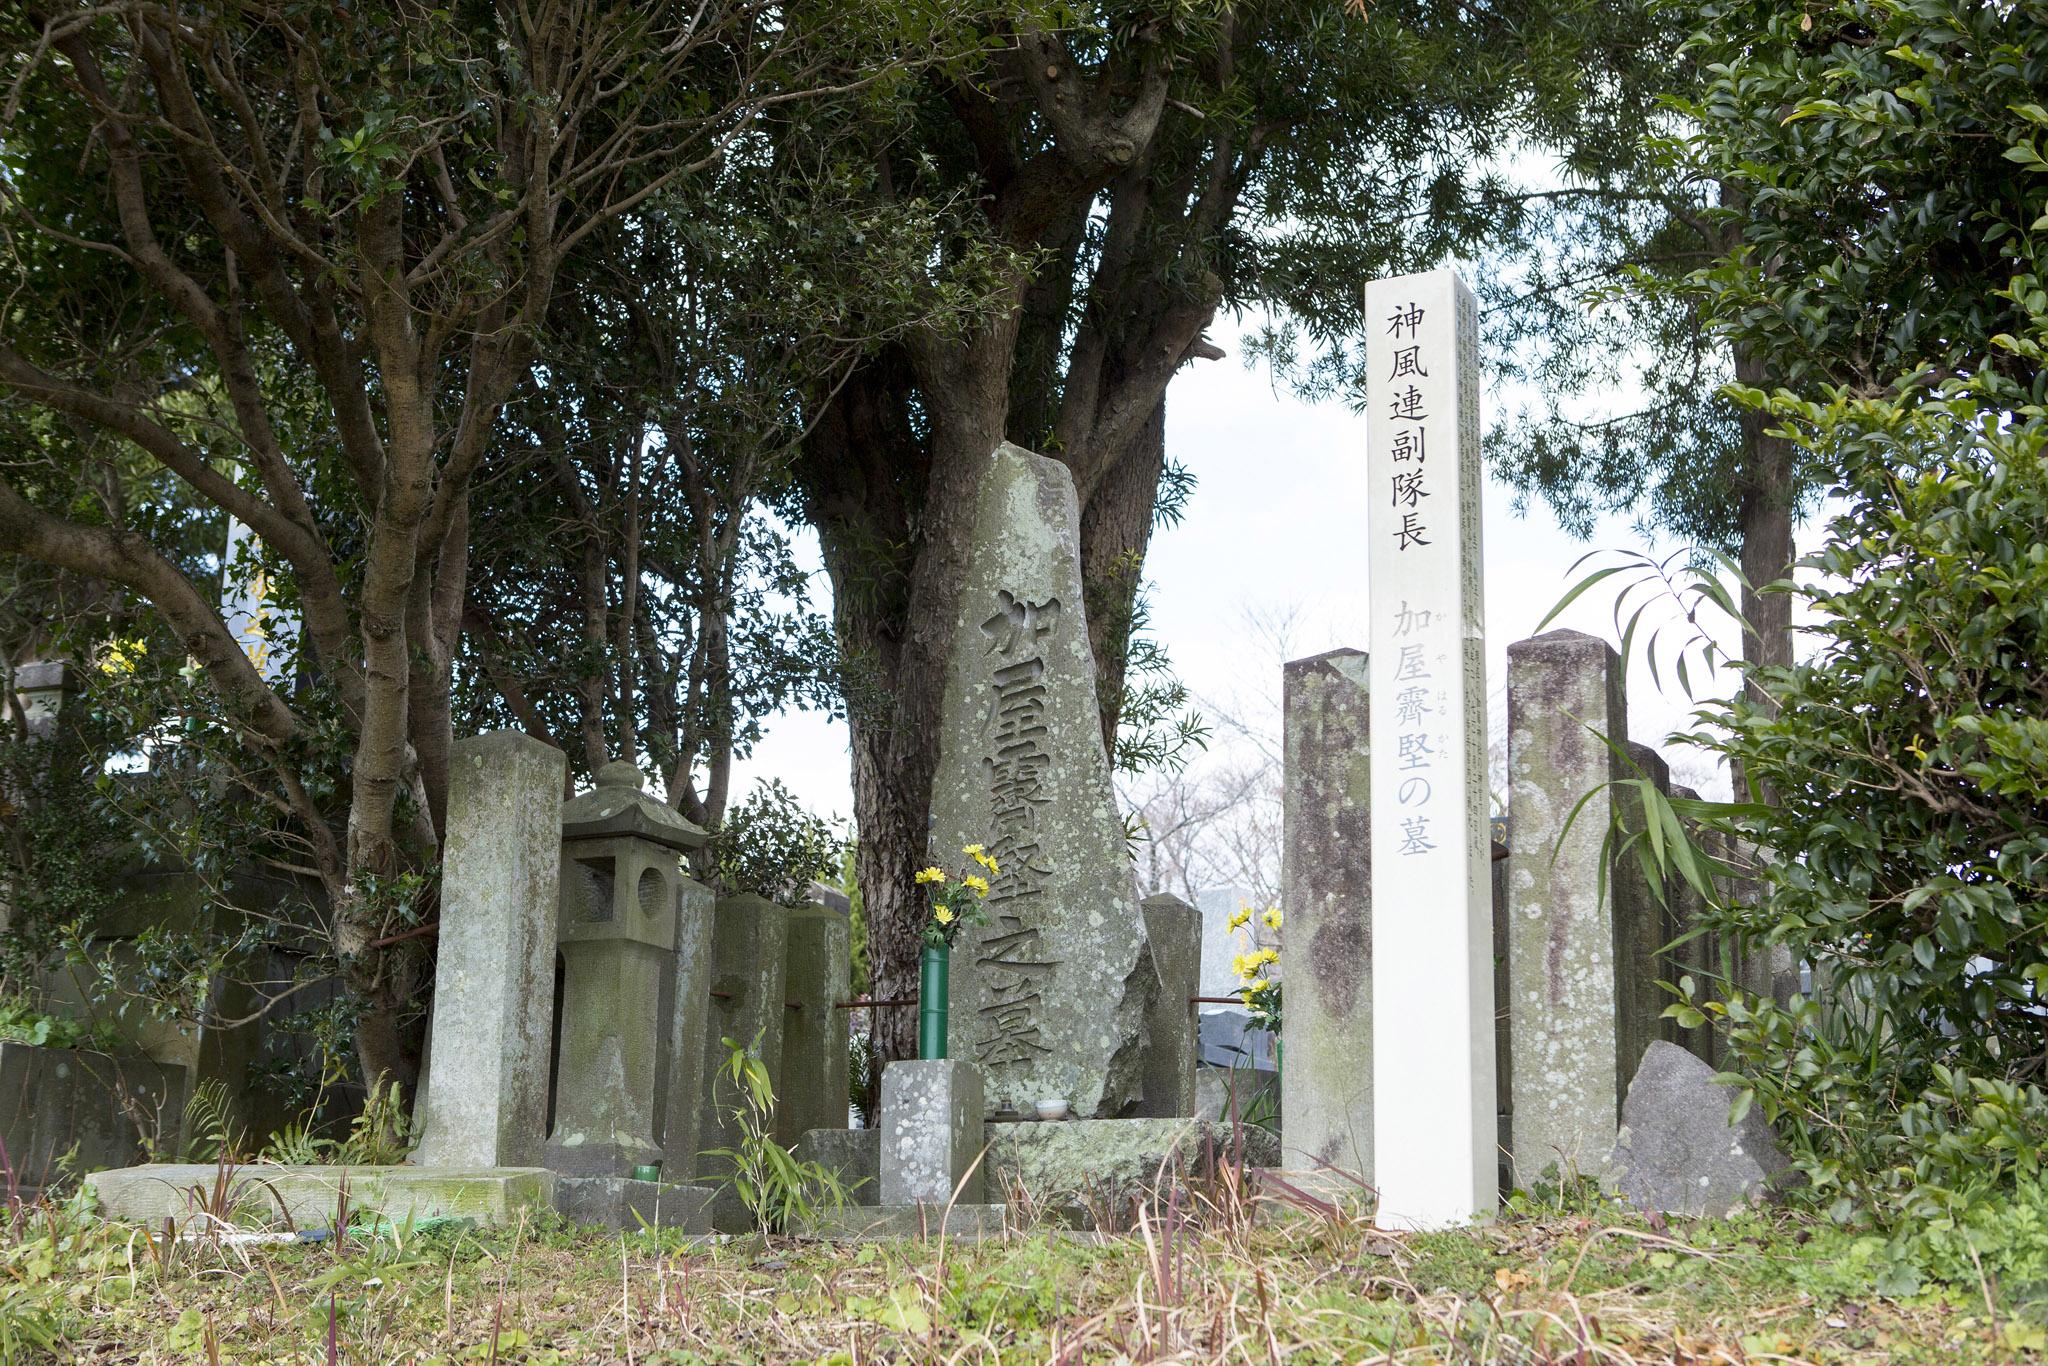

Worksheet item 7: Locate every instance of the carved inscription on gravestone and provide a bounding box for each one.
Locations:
[976,591,1063,1068]
[932,445,1152,1117]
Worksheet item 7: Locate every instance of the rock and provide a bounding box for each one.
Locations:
[931,443,1153,1118]
[1605,1041,1790,1217]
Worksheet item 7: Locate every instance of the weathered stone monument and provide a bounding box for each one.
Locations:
[1505,630,1665,1185]
[931,443,1153,1119]
[1365,267,1496,1229]
[415,731,565,1169]
[1278,647,1373,1191]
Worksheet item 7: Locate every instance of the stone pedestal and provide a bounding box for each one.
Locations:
[547,760,708,1177]
[1136,895,1199,1118]
[415,732,565,1169]
[554,1174,715,1232]
[880,1060,984,1206]
[1278,647,1373,1190]
[89,1164,553,1228]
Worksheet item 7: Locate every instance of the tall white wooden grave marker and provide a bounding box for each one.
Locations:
[1365,267,1496,1229]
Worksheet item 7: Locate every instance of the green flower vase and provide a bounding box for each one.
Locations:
[918,942,951,1060]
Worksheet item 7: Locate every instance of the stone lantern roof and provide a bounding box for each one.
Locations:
[560,759,708,852]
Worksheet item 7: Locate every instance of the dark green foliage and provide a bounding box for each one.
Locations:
[712,779,844,902]
[1677,0,2048,399]
[1682,391,2048,1217]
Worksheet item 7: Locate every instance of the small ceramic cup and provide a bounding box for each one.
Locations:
[1034,1098,1069,1122]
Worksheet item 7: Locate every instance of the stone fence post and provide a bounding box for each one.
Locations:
[1136,893,1199,1119]
[777,902,851,1146]
[1278,648,1373,1191]
[1504,630,1663,1187]
[415,732,565,1169]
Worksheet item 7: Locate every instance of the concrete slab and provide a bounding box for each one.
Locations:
[987,1117,1279,1207]
[86,1164,553,1229]
[801,1203,1011,1242]
[554,1175,715,1232]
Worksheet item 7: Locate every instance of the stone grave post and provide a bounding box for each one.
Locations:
[547,760,707,1177]
[777,902,851,1146]
[930,442,1153,1119]
[1136,893,1199,1118]
[415,732,565,1169]
[1278,647,1373,1191]
[699,892,789,1227]
[659,873,716,1181]
[1504,630,1663,1186]
[1365,267,1495,1228]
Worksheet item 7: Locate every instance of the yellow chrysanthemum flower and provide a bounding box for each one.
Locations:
[934,907,955,924]
[962,874,991,896]
[1247,977,1273,994]
[962,843,985,857]
[1240,988,1258,1007]
[915,867,947,885]
[971,851,1000,875]
[1262,907,1283,931]
[1257,947,1280,967]
[1227,905,1252,931]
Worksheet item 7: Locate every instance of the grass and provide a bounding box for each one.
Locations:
[8,1180,2046,1362]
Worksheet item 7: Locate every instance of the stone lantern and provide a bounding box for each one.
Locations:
[546,760,709,1178]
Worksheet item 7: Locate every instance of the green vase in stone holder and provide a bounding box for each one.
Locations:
[919,943,951,1060]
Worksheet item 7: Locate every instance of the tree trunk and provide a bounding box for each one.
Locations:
[804,334,1009,1063]
[1732,346,1796,799]
[1074,399,1167,756]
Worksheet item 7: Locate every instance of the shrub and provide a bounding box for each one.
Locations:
[1646,386,2048,1221]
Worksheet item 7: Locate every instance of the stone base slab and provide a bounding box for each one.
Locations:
[793,1119,1279,1217]
[553,1176,714,1232]
[988,1117,1279,1208]
[801,1203,1011,1242]
[86,1164,552,1229]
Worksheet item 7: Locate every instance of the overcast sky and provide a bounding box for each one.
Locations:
[732,305,1742,828]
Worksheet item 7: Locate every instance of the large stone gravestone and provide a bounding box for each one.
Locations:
[932,443,1153,1118]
